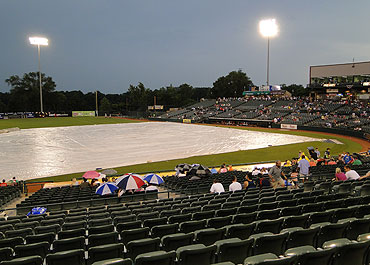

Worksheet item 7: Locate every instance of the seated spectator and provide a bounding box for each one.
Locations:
[91,178,99,187]
[244,173,256,189]
[283,160,292,167]
[0,179,7,187]
[80,177,90,188]
[218,164,228,173]
[71,178,79,186]
[344,165,361,180]
[309,158,317,167]
[259,173,272,188]
[261,167,269,175]
[10,177,18,186]
[327,159,337,165]
[252,168,261,176]
[210,179,225,193]
[229,176,242,192]
[210,167,218,174]
[228,165,234,171]
[290,169,299,184]
[352,158,362,166]
[334,168,347,181]
[343,152,354,164]
[145,184,159,191]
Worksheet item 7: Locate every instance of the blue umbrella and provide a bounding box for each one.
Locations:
[143,174,164,185]
[96,182,118,195]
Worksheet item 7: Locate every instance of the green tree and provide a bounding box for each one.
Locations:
[5,72,56,112]
[282,84,308,96]
[99,97,112,114]
[210,70,253,98]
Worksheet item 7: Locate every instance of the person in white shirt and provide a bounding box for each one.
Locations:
[145,184,158,191]
[344,165,361,180]
[210,179,225,194]
[229,176,242,192]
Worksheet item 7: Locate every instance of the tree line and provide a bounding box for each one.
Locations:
[0,70,307,114]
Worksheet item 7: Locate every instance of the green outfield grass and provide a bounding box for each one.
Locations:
[0,117,141,130]
[30,124,362,183]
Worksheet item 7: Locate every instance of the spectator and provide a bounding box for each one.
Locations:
[334,168,347,181]
[210,167,218,174]
[344,165,361,180]
[243,173,256,189]
[343,152,353,164]
[80,177,90,188]
[298,154,310,179]
[0,179,7,187]
[10,177,18,186]
[228,165,234,171]
[218,164,228,173]
[290,169,299,187]
[145,184,159,191]
[309,158,317,167]
[252,168,261,176]
[268,161,286,189]
[210,179,225,193]
[352,158,362,166]
[283,160,292,167]
[328,159,337,165]
[315,148,320,158]
[229,176,242,192]
[324,148,331,159]
[71,178,79,186]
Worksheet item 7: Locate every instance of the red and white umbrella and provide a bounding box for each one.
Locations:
[115,173,145,190]
[82,171,100,179]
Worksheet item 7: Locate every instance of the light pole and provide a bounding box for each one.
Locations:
[29,37,48,113]
[259,19,278,87]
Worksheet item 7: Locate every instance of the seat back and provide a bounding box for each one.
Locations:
[46,249,85,265]
[0,255,43,265]
[14,242,49,259]
[53,236,85,252]
[162,233,194,252]
[88,243,124,264]
[126,238,161,260]
[216,238,253,264]
[176,244,217,265]
[135,250,176,265]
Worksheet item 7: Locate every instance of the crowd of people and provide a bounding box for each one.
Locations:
[209,147,370,193]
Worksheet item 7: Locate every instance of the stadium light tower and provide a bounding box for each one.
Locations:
[259,19,278,87]
[29,37,48,113]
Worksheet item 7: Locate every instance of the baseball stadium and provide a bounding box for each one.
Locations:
[1,1,370,265]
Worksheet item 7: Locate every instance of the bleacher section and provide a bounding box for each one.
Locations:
[155,97,370,135]
[1,162,370,264]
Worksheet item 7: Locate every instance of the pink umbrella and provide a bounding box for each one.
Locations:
[82,171,100,179]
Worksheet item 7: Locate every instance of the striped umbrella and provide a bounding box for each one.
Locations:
[143,174,164,185]
[82,171,100,179]
[115,173,145,190]
[188,164,211,177]
[96,182,118,195]
[175,163,191,173]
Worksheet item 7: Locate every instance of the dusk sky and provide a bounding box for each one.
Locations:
[1,0,369,94]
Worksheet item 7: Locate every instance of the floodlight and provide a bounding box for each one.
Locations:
[29,37,48,46]
[28,36,49,113]
[259,19,278,38]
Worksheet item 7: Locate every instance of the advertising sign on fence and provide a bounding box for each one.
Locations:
[72,111,95,117]
[281,124,298,130]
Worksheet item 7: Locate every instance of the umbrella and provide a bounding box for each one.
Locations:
[115,173,145,190]
[143,174,164,185]
[82,171,100,179]
[101,169,118,176]
[188,164,211,177]
[175,163,191,173]
[96,182,118,196]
